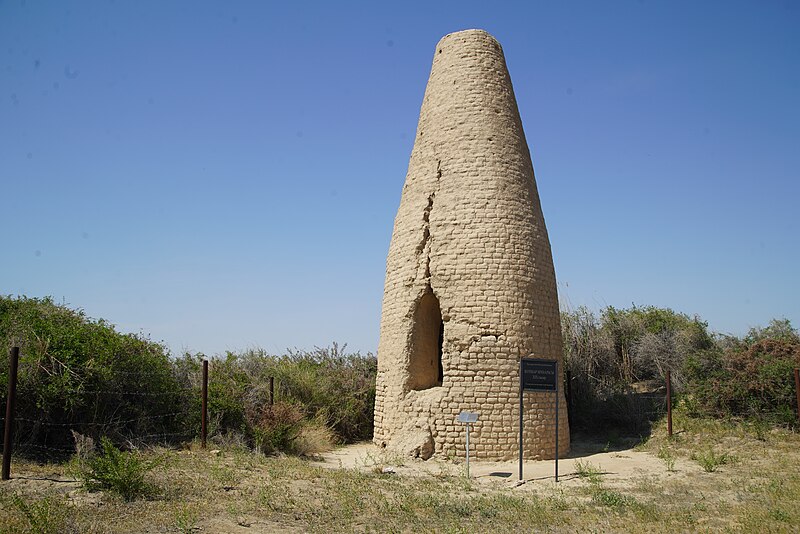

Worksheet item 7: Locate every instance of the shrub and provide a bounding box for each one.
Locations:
[1,296,376,457]
[172,352,249,437]
[184,344,377,447]
[78,437,160,501]
[563,306,799,434]
[271,344,377,442]
[0,296,190,456]
[293,419,337,457]
[252,402,304,455]
[684,335,800,426]
[562,304,712,433]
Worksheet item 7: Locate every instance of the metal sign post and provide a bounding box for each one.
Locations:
[457,411,479,478]
[519,357,559,483]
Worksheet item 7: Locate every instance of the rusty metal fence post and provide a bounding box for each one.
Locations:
[794,368,800,425]
[269,376,274,406]
[565,369,572,431]
[201,360,208,449]
[2,347,20,480]
[666,370,673,437]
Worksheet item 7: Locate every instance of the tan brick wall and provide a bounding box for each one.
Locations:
[374,29,569,461]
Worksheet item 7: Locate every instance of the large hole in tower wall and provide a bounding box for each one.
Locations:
[407,291,444,391]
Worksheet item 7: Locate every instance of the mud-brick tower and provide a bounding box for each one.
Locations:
[373,29,569,461]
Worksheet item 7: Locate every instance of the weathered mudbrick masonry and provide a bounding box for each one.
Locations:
[373,29,569,461]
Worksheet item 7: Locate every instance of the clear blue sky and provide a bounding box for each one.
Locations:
[2,1,798,356]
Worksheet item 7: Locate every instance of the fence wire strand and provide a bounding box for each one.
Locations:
[1,362,210,460]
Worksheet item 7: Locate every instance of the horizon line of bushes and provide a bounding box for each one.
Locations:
[1,295,798,460]
[0,296,376,459]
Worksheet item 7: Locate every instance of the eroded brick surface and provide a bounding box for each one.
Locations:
[374,29,569,461]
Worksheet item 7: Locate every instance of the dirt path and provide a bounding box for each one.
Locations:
[312,439,698,492]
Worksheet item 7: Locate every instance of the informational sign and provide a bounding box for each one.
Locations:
[521,358,558,392]
[519,357,560,483]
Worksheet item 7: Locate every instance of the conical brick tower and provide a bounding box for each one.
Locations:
[373,29,569,461]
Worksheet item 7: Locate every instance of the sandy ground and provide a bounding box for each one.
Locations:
[312,438,697,492]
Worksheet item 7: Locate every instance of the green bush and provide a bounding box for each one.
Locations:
[270,345,376,442]
[172,352,248,438]
[563,305,800,434]
[0,296,191,456]
[1,296,377,457]
[684,337,800,426]
[78,437,160,501]
[562,304,712,433]
[182,345,377,447]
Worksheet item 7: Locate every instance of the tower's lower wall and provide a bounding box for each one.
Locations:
[374,337,570,461]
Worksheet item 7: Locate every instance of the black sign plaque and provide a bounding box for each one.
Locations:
[521,358,558,392]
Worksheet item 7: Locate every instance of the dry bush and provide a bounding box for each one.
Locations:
[252,402,305,455]
[562,304,714,433]
[293,420,337,457]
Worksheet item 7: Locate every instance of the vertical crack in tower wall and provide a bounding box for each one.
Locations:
[415,160,441,282]
[374,29,569,461]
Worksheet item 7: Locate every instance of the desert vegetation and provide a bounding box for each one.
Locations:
[561,304,799,433]
[1,412,799,532]
[0,296,376,460]
[1,295,799,532]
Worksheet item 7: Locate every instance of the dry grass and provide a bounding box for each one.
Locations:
[1,414,798,533]
[293,420,337,457]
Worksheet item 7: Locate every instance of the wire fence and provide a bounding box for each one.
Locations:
[2,345,799,479]
[564,367,800,437]
[1,347,277,479]
[2,373,194,460]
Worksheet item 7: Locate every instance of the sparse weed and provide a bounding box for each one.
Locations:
[591,487,635,508]
[657,444,676,472]
[750,419,770,441]
[70,430,95,461]
[691,448,734,472]
[770,508,790,522]
[2,424,800,534]
[573,460,603,484]
[174,504,198,534]
[209,463,240,488]
[362,448,406,470]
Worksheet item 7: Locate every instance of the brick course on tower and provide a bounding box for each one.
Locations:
[373,29,569,461]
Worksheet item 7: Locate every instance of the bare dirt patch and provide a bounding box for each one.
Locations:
[312,437,697,492]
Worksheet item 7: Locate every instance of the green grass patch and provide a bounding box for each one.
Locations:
[690,448,735,473]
